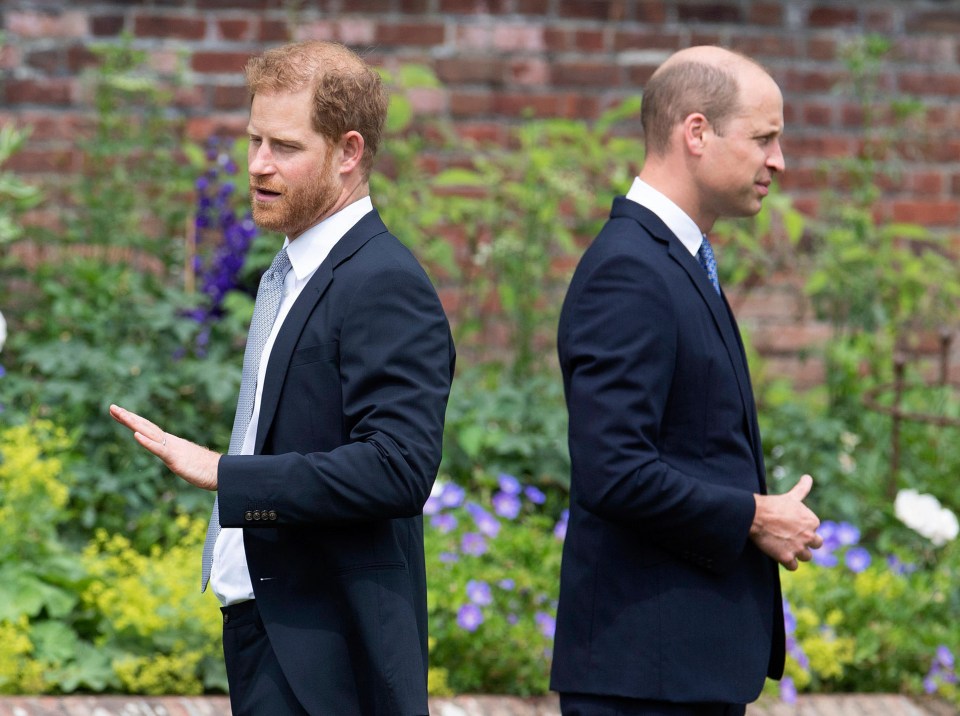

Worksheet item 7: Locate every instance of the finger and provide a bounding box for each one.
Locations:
[134,430,167,458]
[797,548,813,563]
[809,534,824,550]
[783,557,798,571]
[112,405,164,442]
[786,474,813,501]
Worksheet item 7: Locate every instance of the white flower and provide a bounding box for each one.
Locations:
[0,309,6,353]
[895,488,960,547]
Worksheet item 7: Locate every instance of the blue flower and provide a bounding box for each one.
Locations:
[0,365,5,378]
[812,549,838,568]
[431,513,457,533]
[498,473,522,495]
[835,521,860,546]
[498,578,515,591]
[844,546,871,573]
[467,502,501,538]
[439,551,459,563]
[780,676,797,704]
[554,509,569,541]
[440,482,466,509]
[936,645,955,669]
[466,580,493,606]
[461,532,487,556]
[524,485,546,504]
[492,490,521,519]
[535,611,556,640]
[457,603,484,632]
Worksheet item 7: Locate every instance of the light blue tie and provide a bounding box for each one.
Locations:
[201,247,292,591]
[698,234,721,295]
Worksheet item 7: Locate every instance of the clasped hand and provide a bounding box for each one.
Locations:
[109,404,221,491]
[750,474,823,571]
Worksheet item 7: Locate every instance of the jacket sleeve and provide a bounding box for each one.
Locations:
[217,261,455,526]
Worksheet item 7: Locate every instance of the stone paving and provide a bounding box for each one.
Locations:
[0,695,954,716]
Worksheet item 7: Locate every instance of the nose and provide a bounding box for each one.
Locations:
[767,139,785,173]
[248,142,274,177]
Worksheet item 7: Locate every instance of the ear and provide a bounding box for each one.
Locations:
[337,130,365,175]
[682,112,709,157]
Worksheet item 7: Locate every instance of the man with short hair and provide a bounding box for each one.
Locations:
[551,46,823,716]
[112,41,455,716]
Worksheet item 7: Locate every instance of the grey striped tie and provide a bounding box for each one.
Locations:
[201,247,292,591]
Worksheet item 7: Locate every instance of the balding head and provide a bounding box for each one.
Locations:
[641,46,771,157]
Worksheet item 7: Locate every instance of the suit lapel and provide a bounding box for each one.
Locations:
[254,209,390,454]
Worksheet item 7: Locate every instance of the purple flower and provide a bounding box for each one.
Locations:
[498,473,522,495]
[836,521,861,546]
[524,485,546,504]
[431,513,458,533]
[844,546,871,573]
[535,611,556,640]
[439,551,459,563]
[783,602,796,636]
[492,490,521,519]
[498,578,515,590]
[461,532,487,556]
[440,483,466,509]
[780,676,797,704]
[554,509,569,541]
[817,520,841,551]
[457,603,484,632]
[936,645,955,669]
[467,502,501,538]
[466,580,493,606]
[812,544,838,568]
[0,365,5,378]
[886,554,916,576]
[507,613,519,625]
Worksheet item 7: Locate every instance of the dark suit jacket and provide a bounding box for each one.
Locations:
[550,198,784,704]
[217,209,455,716]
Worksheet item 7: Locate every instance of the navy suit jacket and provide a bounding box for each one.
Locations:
[550,198,784,704]
[217,209,455,715]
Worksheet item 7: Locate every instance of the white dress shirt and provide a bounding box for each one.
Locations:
[212,196,374,607]
[625,177,705,258]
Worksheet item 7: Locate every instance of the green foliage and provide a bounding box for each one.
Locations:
[424,477,563,695]
[441,366,569,493]
[0,125,42,246]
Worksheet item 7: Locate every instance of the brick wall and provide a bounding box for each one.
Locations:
[4,0,960,387]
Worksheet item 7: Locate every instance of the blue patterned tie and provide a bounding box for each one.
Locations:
[201,247,292,591]
[698,234,721,295]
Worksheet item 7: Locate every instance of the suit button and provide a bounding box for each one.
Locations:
[223,613,229,625]
[253,511,261,521]
[268,510,277,521]
[244,511,253,521]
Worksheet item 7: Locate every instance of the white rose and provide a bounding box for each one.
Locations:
[0,309,6,353]
[895,488,959,546]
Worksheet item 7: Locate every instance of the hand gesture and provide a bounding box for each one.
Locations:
[109,404,221,491]
[750,474,823,570]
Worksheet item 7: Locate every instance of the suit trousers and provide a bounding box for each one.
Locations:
[222,600,310,716]
[560,693,747,716]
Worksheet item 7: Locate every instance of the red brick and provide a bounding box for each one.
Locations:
[439,0,509,12]
[807,6,858,28]
[91,14,126,36]
[635,1,668,23]
[191,51,253,74]
[783,134,854,159]
[515,0,551,12]
[777,166,822,192]
[259,18,290,42]
[26,47,64,73]
[907,10,960,33]
[806,36,838,61]
[899,72,960,97]
[349,0,397,11]
[5,78,75,106]
[435,57,504,85]
[558,1,626,21]
[134,14,207,40]
[751,323,832,354]
[677,3,744,23]
[891,199,960,226]
[909,171,945,195]
[4,147,77,174]
[456,121,507,144]
[761,355,827,389]
[574,29,607,52]
[750,2,784,26]
[732,35,800,59]
[493,92,599,119]
[196,0,287,8]
[865,8,895,32]
[801,102,834,126]
[399,0,432,11]
[508,58,550,86]
[376,22,445,47]
[689,31,724,46]
[67,44,100,72]
[186,114,249,142]
[626,64,659,86]
[782,68,843,93]
[218,18,254,41]
[543,28,572,52]
[841,103,866,128]
[0,45,19,70]
[6,10,87,38]
[614,29,681,52]
[450,90,493,117]
[556,61,623,88]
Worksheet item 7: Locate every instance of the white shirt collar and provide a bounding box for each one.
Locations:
[625,177,704,257]
[283,196,374,280]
